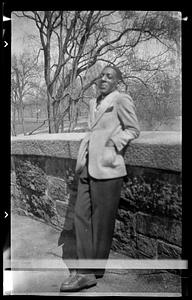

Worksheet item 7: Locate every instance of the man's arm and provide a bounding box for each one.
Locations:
[109,94,140,151]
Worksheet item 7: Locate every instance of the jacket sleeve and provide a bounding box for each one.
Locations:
[110,93,140,152]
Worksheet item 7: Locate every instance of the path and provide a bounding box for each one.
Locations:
[4,213,182,296]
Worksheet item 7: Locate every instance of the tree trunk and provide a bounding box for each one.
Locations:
[20,102,25,135]
[17,107,20,123]
[11,122,16,136]
[68,100,75,132]
[47,90,61,133]
[11,105,17,136]
[69,102,79,132]
[47,91,55,133]
[61,118,64,132]
[53,100,60,133]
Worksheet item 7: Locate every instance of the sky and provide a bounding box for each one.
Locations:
[11,12,40,55]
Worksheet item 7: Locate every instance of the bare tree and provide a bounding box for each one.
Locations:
[11,52,42,135]
[13,11,181,132]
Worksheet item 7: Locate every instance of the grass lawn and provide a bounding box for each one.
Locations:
[13,120,48,135]
[12,118,88,136]
[12,117,181,136]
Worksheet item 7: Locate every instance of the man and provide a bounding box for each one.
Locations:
[60,65,140,292]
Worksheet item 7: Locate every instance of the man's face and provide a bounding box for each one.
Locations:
[98,67,118,96]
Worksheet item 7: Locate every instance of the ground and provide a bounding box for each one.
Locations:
[3,212,182,296]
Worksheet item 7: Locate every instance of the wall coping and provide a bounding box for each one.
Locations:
[11,131,182,172]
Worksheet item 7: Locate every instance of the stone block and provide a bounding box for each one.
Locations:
[124,131,181,171]
[112,237,138,258]
[136,213,182,247]
[157,240,182,259]
[136,233,157,258]
[121,172,182,220]
[11,131,181,171]
[47,176,68,202]
[45,157,68,178]
[11,133,85,159]
[112,216,138,258]
[45,156,77,180]
[116,209,136,236]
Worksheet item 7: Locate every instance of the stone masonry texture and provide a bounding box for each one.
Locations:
[11,132,182,260]
[11,155,182,260]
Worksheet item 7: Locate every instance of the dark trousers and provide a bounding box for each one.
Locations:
[74,164,123,275]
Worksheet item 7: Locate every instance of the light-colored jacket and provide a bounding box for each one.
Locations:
[75,90,140,179]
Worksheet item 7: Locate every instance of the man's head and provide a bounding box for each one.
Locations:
[98,65,123,96]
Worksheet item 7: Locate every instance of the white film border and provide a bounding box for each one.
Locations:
[5,259,188,270]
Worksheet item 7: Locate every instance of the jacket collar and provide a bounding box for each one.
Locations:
[90,90,119,129]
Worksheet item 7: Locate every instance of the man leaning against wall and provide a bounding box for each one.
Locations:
[60,64,140,292]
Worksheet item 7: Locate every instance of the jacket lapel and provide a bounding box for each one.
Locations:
[89,99,97,128]
[90,90,119,129]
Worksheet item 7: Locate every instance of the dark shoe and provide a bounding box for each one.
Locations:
[60,273,97,292]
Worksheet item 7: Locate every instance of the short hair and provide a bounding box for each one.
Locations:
[103,65,123,82]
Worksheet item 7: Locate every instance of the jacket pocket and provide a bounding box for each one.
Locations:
[105,106,114,113]
[101,146,116,167]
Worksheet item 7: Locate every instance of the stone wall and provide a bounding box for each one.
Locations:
[113,166,181,259]
[11,131,182,259]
